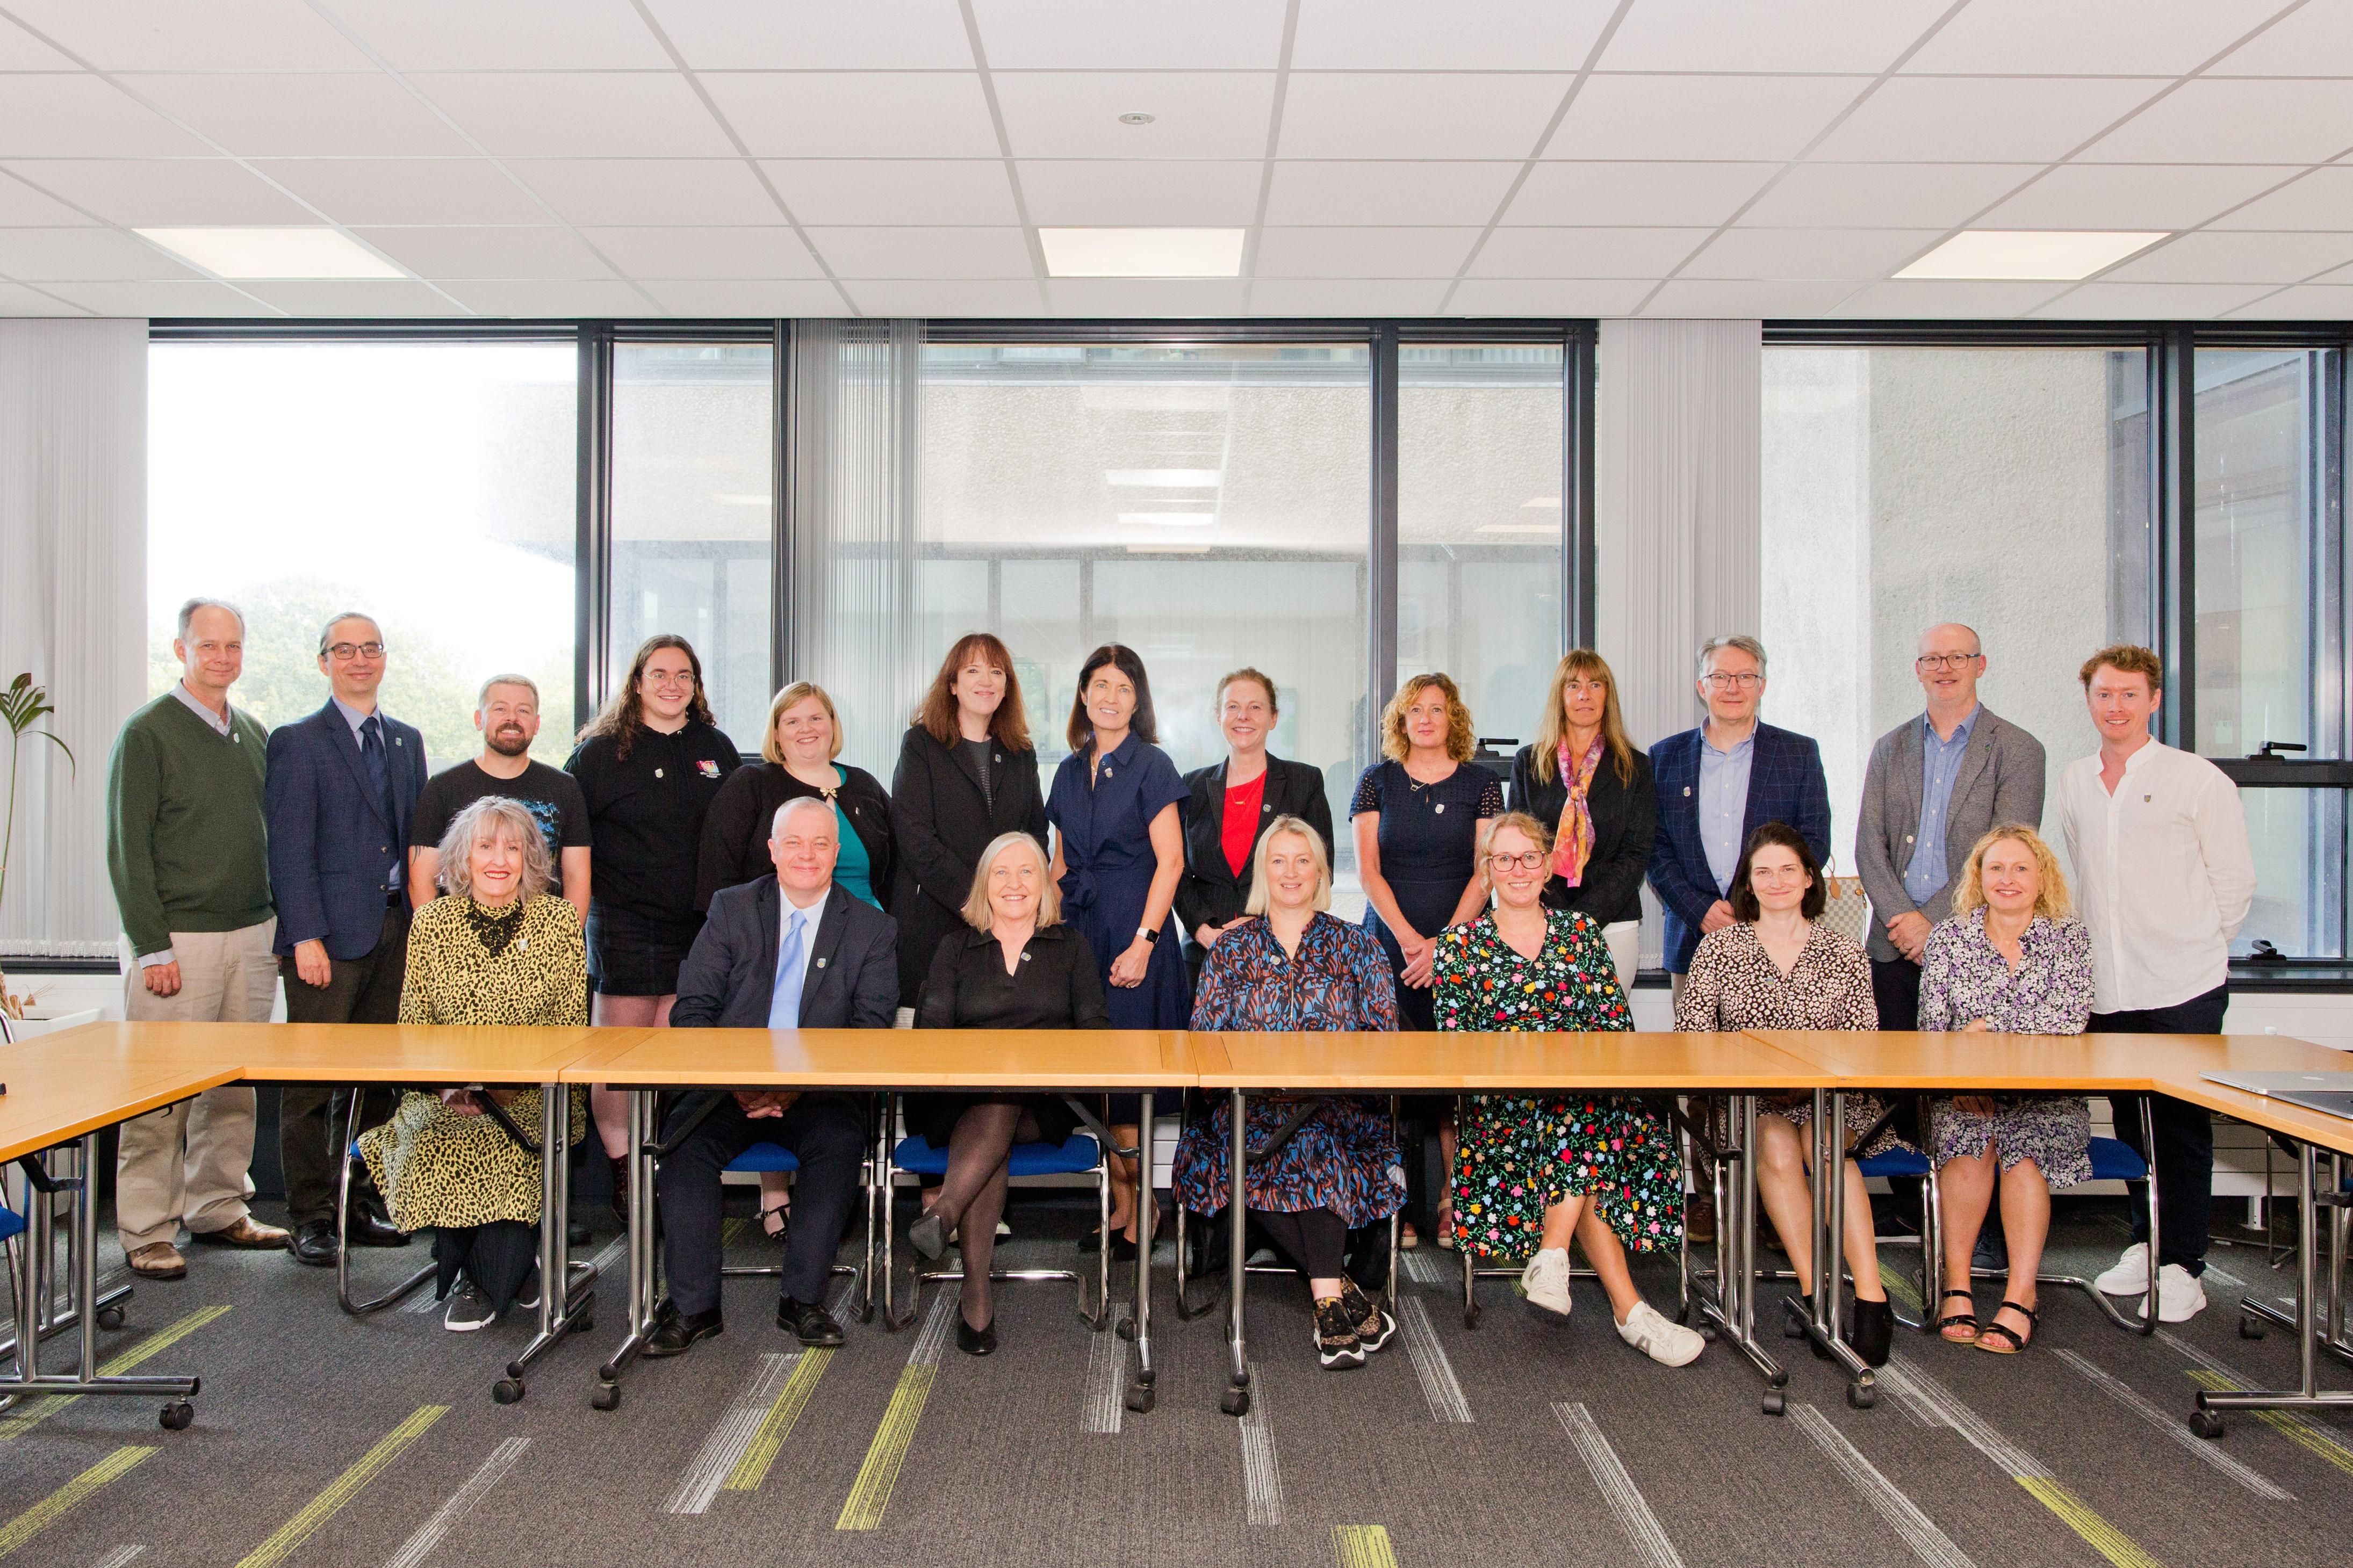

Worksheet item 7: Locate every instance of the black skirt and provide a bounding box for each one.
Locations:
[906,1093,1081,1153]
[587,906,699,997]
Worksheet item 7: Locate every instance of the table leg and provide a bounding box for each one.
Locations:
[1223,1088,1250,1417]
[593,1088,656,1409]
[1687,1094,1788,1411]
[1805,1093,1875,1404]
[1125,1092,1157,1414]
[500,1083,591,1404]
[2196,1138,2353,1435]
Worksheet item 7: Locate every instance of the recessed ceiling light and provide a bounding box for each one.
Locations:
[1118,512,1218,527]
[1107,468,1221,487]
[1118,112,1156,125]
[1895,230,2169,281]
[1126,543,1210,554]
[1521,496,1560,509]
[1477,523,1560,536]
[1040,228,1244,279]
[136,226,404,280]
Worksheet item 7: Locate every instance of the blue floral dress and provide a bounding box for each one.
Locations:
[1432,909,1684,1257]
[1171,914,1406,1226]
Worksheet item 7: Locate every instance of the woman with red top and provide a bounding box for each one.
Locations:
[1176,667,1336,985]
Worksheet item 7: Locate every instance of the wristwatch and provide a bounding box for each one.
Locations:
[1137,925,1160,944]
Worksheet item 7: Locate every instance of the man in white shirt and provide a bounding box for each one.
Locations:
[2059,644,2255,1323]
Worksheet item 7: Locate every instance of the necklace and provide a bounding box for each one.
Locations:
[461,897,527,958]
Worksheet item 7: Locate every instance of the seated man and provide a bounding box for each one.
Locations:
[647,796,898,1354]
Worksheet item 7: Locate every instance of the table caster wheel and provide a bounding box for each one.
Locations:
[492,1378,525,1405]
[1699,1325,1718,1342]
[590,1383,620,1412]
[1463,1305,1481,1330]
[159,1401,193,1431]
[2190,1408,2226,1440]
[1221,1386,1250,1417]
[2239,1317,2265,1340]
[98,1306,126,1331]
[1116,1316,1136,1341]
[1847,1382,1876,1410]
[1761,1390,1786,1417]
[1124,1384,1155,1414]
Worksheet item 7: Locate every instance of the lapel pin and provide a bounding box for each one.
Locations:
[654,767,664,778]
[1434,802,1445,813]
[2143,794,2151,803]
[1683,786,1692,797]
[816,957,827,969]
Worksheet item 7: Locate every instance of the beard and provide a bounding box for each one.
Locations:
[485,727,533,758]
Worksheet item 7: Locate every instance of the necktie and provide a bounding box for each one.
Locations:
[359,715,397,829]
[768,908,806,1029]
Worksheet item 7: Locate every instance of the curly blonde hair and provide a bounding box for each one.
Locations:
[436,796,555,902]
[1379,672,1474,763]
[1952,824,2072,922]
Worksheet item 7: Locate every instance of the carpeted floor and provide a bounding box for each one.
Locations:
[4,1194,2350,1567]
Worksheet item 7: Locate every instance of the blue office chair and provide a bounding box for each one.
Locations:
[717,1139,872,1321]
[2024,1130,2157,1335]
[337,1128,437,1316]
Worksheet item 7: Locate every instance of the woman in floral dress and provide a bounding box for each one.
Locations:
[1433,812,1703,1368]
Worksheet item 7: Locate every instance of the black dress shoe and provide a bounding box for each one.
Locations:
[644,1303,724,1358]
[956,1315,997,1356]
[567,1218,593,1247]
[778,1296,844,1347]
[347,1205,409,1248]
[1848,1297,1895,1368]
[908,1209,949,1261]
[290,1218,338,1268]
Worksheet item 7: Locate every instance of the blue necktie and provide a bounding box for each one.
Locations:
[768,908,806,1029]
[359,715,395,826]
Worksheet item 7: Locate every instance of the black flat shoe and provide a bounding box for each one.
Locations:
[956,1316,997,1356]
[348,1205,409,1248]
[1848,1297,1895,1368]
[1081,1224,1138,1261]
[778,1296,844,1347]
[644,1303,723,1357]
[908,1209,949,1261]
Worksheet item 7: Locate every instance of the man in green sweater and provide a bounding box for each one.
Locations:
[106,598,290,1278]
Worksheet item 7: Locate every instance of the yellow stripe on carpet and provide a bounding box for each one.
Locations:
[233,1404,448,1568]
[0,1446,153,1558]
[1333,1523,1400,1568]
[0,1304,232,1438]
[834,1365,936,1531]
[2187,1369,2353,1478]
[726,1347,834,1491]
[2014,1476,2162,1568]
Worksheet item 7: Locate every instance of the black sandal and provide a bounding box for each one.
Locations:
[1976,1299,2037,1355]
[760,1197,790,1243]
[1936,1288,1980,1343]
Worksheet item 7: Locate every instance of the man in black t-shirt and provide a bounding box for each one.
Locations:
[408,674,592,921]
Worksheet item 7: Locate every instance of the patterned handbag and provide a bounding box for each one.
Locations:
[1816,852,1871,945]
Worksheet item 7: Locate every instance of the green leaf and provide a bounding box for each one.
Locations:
[27,728,76,774]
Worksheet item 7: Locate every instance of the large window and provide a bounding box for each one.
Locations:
[148,340,578,765]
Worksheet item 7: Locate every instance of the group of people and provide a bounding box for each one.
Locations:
[106,596,2255,1371]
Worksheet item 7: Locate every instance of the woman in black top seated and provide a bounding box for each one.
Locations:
[1175,666,1335,984]
[912,830,1111,1355]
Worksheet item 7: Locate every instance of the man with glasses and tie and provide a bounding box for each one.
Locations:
[645,796,898,1357]
[266,612,431,1266]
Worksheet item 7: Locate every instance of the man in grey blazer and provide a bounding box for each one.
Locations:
[1854,624,2047,1029]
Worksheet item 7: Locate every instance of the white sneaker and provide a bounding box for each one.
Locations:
[2093,1242,2150,1296]
[1521,1247,1573,1321]
[2142,1262,2208,1324]
[1616,1299,1706,1368]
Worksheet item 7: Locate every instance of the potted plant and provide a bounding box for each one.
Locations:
[0,671,74,1026]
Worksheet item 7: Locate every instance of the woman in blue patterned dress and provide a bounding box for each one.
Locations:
[1172,816,1407,1370]
[1432,812,1704,1368]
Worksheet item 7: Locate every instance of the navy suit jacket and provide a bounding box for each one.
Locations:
[672,878,899,1030]
[1647,720,1832,974]
[265,701,427,959]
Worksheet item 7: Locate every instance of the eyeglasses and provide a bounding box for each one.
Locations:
[642,673,695,689]
[1915,653,1981,671]
[326,641,386,661]
[1701,671,1761,690]
[1486,850,1548,872]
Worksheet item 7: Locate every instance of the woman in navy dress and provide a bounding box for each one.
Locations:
[1048,644,1190,1252]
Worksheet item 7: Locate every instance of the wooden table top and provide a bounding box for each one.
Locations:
[1744,1030,2349,1092]
[0,1031,244,1163]
[562,1027,1189,1088]
[1188,1030,1833,1092]
[2150,1071,2353,1158]
[115,1021,637,1084]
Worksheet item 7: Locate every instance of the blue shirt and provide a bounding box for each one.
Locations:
[767,892,824,1027]
[1903,707,1978,905]
[1697,727,1755,895]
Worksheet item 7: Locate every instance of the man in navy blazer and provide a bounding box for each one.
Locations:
[651,797,897,1357]
[264,613,427,1266]
[1649,635,1833,981]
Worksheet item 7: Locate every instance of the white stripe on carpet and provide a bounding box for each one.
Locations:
[1239,1363,1284,1527]
[2158,1328,2353,1470]
[1395,1296,1472,1424]
[379,1437,530,1568]
[663,1354,799,1515]
[89,1549,145,1568]
[1792,1404,1979,1568]
[908,1288,956,1368]
[1080,1326,1127,1434]
[1555,1402,1685,1568]
[2056,1348,2291,1500]
[1398,1249,1449,1287]
[1877,1359,2049,1478]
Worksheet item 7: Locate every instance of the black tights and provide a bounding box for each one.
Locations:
[1253,1206,1348,1285]
[927,1100,1041,1328]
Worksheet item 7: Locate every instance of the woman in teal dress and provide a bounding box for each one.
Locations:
[1431,812,1703,1368]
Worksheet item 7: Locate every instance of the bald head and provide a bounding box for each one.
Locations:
[1915,623,1985,721]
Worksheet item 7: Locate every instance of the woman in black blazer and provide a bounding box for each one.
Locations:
[1176,667,1335,978]
[887,633,1052,1009]
[1509,650,1655,994]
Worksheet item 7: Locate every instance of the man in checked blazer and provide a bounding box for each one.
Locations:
[1853,623,2046,1029]
[1649,635,1833,986]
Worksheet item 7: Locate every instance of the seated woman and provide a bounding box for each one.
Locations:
[359,796,587,1332]
[912,830,1112,1356]
[1673,822,1895,1367]
[1434,812,1702,1368]
[1922,825,2095,1355]
[1171,816,1405,1371]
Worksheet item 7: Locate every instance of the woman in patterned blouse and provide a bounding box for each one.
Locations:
[1432,813,1704,1369]
[1672,821,1894,1367]
[1171,817,1406,1370]
[1921,826,2095,1355]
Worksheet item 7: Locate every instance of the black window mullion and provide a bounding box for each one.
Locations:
[2158,323,2196,750]
[575,323,615,734]
[1368,324,1400,770]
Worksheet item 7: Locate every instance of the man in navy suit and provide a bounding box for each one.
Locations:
[264,612,428,1267]
[649,796,897,1356]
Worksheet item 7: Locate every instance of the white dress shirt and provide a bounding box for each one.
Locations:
[2057,738,2255,1014]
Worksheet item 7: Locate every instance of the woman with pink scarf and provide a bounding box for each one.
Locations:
[1508,652,1655,993]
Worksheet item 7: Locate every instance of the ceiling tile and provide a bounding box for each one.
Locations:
[0,170,97,224]
[643,0,974,69]
[1279,73,1571,161]
[1740,163,2034,229]
[2105,231,2353,285]
[1293,0,1615,69]
[1247,278,1449,315]
[127,73,472,158]
[1254,227,1479,278]
[2227,285,2353,319]
[974,0,1285,68]
[809,225,1034,278]
[355,226,616,280]
[45,278,279,315]
[1810,77,2158,163]
[644,279,847,315]
[253,158,551,226]
[845,278,1045,314]
[445,279,658,316]
[1549,75,1860,162]
[2211,168,2353,231]
[700,72,998,158]
[1683,227,1942,280]
[2081,80,2353,165]
[0,226,200,279]
[0,281,88,314]
[3,0,372,69]
[409,73,735,158]
[1263,161,1519,226]
[0,17,78,69]
[997,73,1275,160]
[3,159,316,225]
[582,226,823,279]
[242,279,470,316]
[329,0,670,69]
[1447,277,1652,315]
[1503,162,1776,227]
[1047,279,1250,315]
[2212,5,2353,75]
[1018,160,1262,226]
[1640,279,1848,316]
[761,160,1018,226]
[1904,0,2281,75]
[0,76,210,157]
[1467,227,1709,279]
[2029,280,2275,318]
[1980,163,2300,230]
[1605,0,1939,73]
[513,159,782,226]
[1828,279,2073,318]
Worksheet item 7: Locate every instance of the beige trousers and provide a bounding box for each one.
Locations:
[116,919,277,1249]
